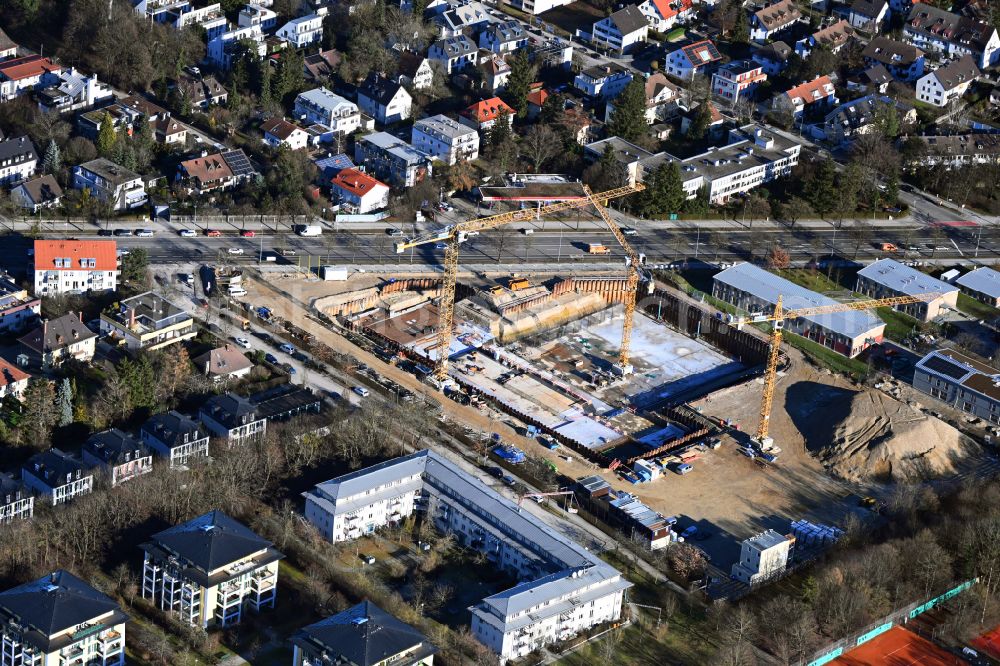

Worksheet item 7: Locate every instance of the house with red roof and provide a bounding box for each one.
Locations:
[0,357,29,400]
[31,239,119,297]
[773,76,838,118]
[638,0,694,32]
[330,168,389,214]
[665,40,722,80]
[526,89,550,119]
[0,55,61,103]
[459,97,515,131]
[261,117,310,151]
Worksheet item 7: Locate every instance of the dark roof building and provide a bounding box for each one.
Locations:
[199,392,267,445]
[291,601,437,666]
[21,448,95,506]
[140,410,210,468]
[250,384,322,422]
[81,428,153,486]
[143,510,279,574]
[10,174,62,211]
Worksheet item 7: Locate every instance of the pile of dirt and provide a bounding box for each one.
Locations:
[791,383,973,482]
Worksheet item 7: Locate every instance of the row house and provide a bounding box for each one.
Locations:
[916,55,980,106]
[855,258,958,322]
[711,60,767,104]
[0,55,61,103]
[638,0,695,32]
[906,133,1000,167]
[795,19,854,57]
[428,36,477,74]
[772,75,838,118]
[954,267,1000,309]
[591,5,649,54]
[261,117,310,151]
[354,132,434,188]
[72,158,148,211]
[276,8,327,48]
[81,429,153,488]
[199,393,267,447]
[573,63,633,98]
[18,313,97,369]
[914,349,1000,425]
[330,168,390,214]
[21,449,95,506]
[249,385,322,423]
[903,4,1000,69]
[35,67,114,114]
[665,40,722,80]
[479,21,528,54]
[141,511,283,628]
[357,74,413,126]
[750,0,802,41]
[819,94,917,143]
[0,570,127,666]
[31,239,118,297]
[293,87,361,135]
[0,473,33,524]
[862,36,925,80]
[141,411,210,469]
[0,135,37,186]
[848,0,889,31]
[99,291,196,352]
[411,114,479,165]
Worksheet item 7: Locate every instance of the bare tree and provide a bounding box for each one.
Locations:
[520,125,562,173]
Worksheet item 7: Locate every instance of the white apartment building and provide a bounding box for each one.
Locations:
[141,411,211,469]
[591,5,649,54]
[238,3,278,30]
[0,55,62,103]
[411,115,479,165]
[98,291,196,352]
[731,530,792,586]
[293,88,361,134]
[916,54,980,107]
[31,239,118,296]
[0,136,37,186]
[141,511,283,628]
[573,63,633,98]
[173,3,228,39]
[0,473,33,524]
[711,60,767,104]
[508,0,573,15]
[302,450,631,662]
[276,8,326,48]
[71,158,147,211]
[208,24,266,69]
[199,393,267,447]
[0,571,127,666]
[21,449,94,506]
[428,36,477,74]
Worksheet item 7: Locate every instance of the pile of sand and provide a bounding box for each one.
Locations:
[797,386,973,482]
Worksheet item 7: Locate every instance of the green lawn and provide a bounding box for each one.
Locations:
[875,306,921,342]
[776,269,846,293]
[956,292,998,320]
[783,333,869,380]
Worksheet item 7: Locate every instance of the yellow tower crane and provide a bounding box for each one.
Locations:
[735,292,942,447]
[394,183,645,381]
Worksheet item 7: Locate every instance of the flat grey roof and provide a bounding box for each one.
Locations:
[713,262,884,339]
[745,529,788,551]
[857,259,958,297]
[955,266,1000,299]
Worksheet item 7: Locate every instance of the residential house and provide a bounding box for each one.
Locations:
[199,393,267,447]
[753,41,793,75]
[314,154,355,182]
[913,349,1000,425]
[0,55,61,103]
[863,36,925,80]
[638,0,695,32]
[903,4,1000,69]
[358,75,413,125]
[750,0,802,41]
[0,27,16,61]
[172,72,228,110]
[509,0,574,14]
[433,1,493,39]
[303,49,341,83]
[19,313,98,368]
[0,271,39,334]
[0,473,33,523]
[99,292,196,352]
[0,135,37,186]
[176,153,236,194]
[117,95,187,145]
[194,345,254,382]
[916,54,980,106]
[21,449,94,506]
[11,174,63,212]
[526,88,550,119]
[955,267,1000,307]
[531,38,574,70]
[72,158,147,210]
[606,72,682,124]
[141,411,210,469]
[0,571,127,666]
[855,258,958,321]
[82,429,153,488]
[355,132,434,187]
[900,134,1000,166]
[238,3,278,31]
[712,60,767,104]
[412,115,479,165]
[562,107,593,145]
[428,36,477,74]
[819,94,916,143]
[460,97,515,131]
[31,239,118,297]
[574,63,633,98]
[171,3,227,38]
[591,5,650,54]
[846,63,893,93]
[479,21,528,54]
[331,168,390,214]
[276,8,326,48]
[665,40,722,80]
[772,75,838,118]
[293,88,361,135]
[475,52,511,92]
[250,384,323,423]
[291,601,437,666]
[208,24,265,69]
[849,0,889,30]
[0,358,29,400]
[396,52,434,90]
[140,510,283,628]
[795,20,854,57]
[261,117,310,150]
[34,67,114,114]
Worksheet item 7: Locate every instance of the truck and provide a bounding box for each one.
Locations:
[320,266,349,281]
[587,243,611,255]
[296,224,322,237]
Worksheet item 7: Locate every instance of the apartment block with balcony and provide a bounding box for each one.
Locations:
[0,570,127,666]
[293,88,361,135]
[411,115,479,165]
[711,60,767,103]
[99,292,196,352]
[140,511,284,629]
[71,158,147,211]
[31,239,118,297]
[276,8,326,48]
[0,271,40,334]
[21,449,95,506]
[82,429,153,488]
[141,411,210,469]
[199,393,267,447]
[0,473,33,524]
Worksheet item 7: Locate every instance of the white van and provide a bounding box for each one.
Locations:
[296,224,322,237]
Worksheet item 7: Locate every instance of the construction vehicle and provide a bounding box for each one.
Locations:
[508,277,531,291]
[587,242,612,255]
[394,183,644,381]
[729,292,941,448]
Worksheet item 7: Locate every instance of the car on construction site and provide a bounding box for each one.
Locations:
[360,554,375,565]
[353,386,370,397]
[485,466,503,479]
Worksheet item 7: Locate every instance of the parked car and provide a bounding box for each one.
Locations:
[360,554,375,565]
[279,343,295,354]
[353,386,370,397]
[502,474,516,486]
[621,227,638,236]
[680,526,698,539]
[97,229,113,236]
[178,229,196,237]
[291,351,308,362]
[113,229,133,237]
[240,229,256,237]
[205,229,222,237]
[674,463,693,475]
[282,363,296,375]
[485,466,503,478]
[386,227,404,237]
[264,353,278,364]
[135,229,154,237]
[233,337,251,349]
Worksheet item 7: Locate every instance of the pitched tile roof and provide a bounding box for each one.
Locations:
[680,40,722,66]
[358,73,406,107]
[397,51,428,78]
[784,75,837,105]
[331,168,388,197]
[649,0,693,20]
[754,0,802,29]
[146,510,274,573]
[15,174,62,206]
[810,19,854,48]
[19,312,97,354]
[527,88,549,107]
[0,55,60,82]
[194,345,254,377]
[606,5,649,35]
[179,153,234,186]
[863,36,924,65]
[928,54,980,89]
[33,239,117,272]
[0,570,125,638]
[261,117,304,141]
[0,357,29,388]
[851,0,887,18]
[462,96,514,123]
[0,27,16,53]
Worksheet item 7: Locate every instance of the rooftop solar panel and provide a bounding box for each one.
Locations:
[922,354,969,380]
[221,150,255,178]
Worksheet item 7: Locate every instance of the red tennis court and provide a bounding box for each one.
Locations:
[832,626,965,665]
[972,624,1000,660]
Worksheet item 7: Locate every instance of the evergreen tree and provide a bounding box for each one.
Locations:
[276,49,305,101]
[96,112,118,157]
[20,378,56,447]
[503,51,536,118]
[539,92,567,125]
[806,158,838,216]
[639,162,686,217]
[607,78,648,142]
[42,140,61,175]
[259,59,274,106]
[682,186,711,215]
[56,378,73,427]
[732,3,750,43]
[487,109,513,150]
[687,102,712,140]
[120,356,157,412]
